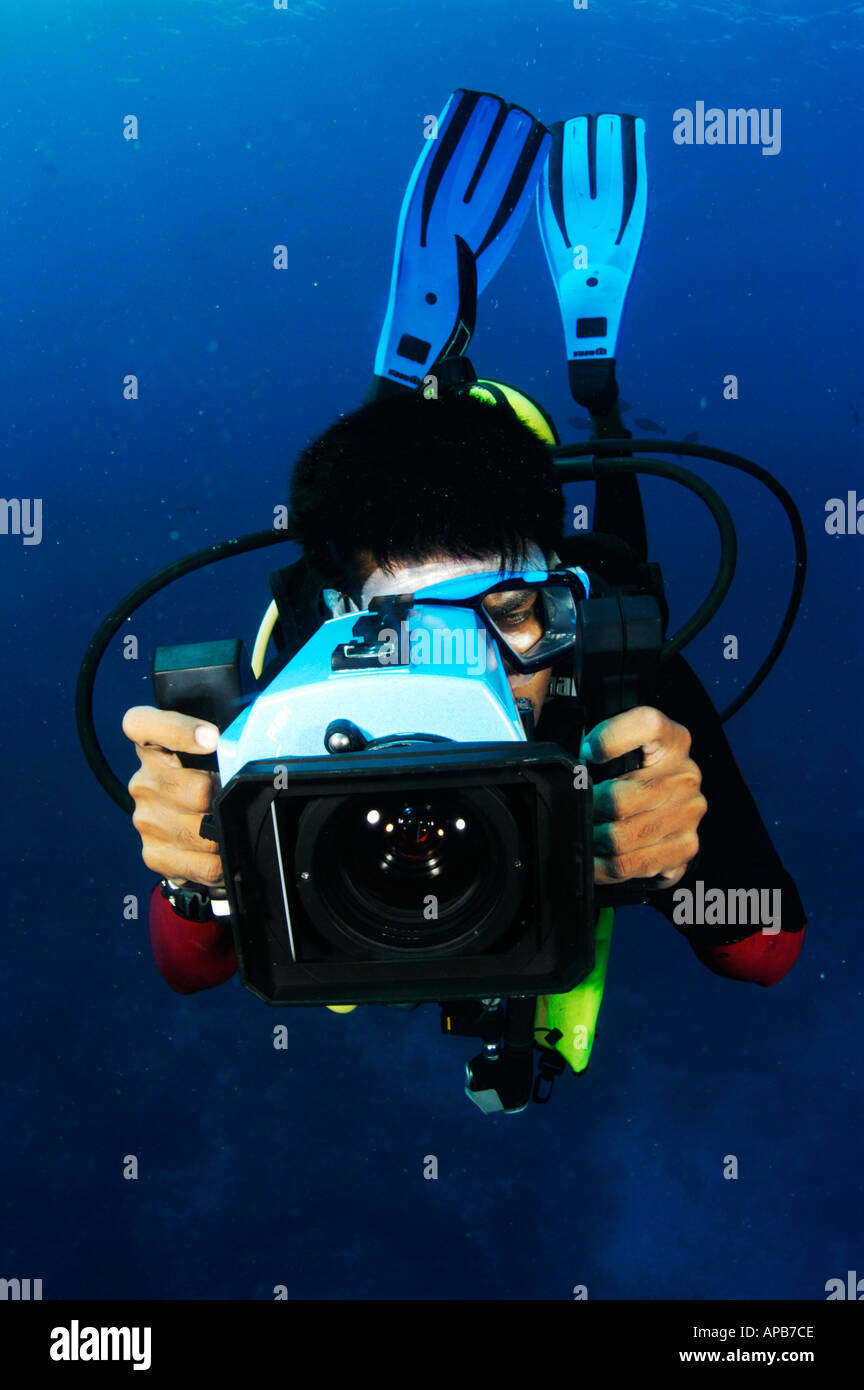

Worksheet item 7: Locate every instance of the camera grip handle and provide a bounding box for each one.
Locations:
[575,594,665,907]
[591,747,641,781]
[591,746,665,907]
[151,640,250,905]
[152,639,249,773]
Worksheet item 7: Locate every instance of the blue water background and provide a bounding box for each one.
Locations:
[0,0,861,1298]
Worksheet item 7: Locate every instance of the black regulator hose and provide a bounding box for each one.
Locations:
[551,439,807,722]
[75,529,289,814]
[552,452,738,659]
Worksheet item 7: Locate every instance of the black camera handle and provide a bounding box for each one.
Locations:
[151,640,251,910]
[576,591,665,908]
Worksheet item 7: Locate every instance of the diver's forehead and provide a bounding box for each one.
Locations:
[358,550,504,607]
[381,551,503,579]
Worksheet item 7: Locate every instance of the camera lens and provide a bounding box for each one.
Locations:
[295,787,522,954]
[349,798,475,901]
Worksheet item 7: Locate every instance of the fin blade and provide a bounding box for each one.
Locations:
[537,112,648,364]
[372,90,550,390]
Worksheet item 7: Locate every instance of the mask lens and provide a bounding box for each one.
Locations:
[482,583,578,668]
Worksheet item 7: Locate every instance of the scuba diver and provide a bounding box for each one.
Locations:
[81,92,807,1111]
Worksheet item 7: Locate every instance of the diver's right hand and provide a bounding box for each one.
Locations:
[122,707,225,888]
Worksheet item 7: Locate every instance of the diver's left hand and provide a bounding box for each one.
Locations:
[581,706,707,889]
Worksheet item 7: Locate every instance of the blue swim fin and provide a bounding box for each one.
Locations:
[370,89,551,398]
[539,114,649,560]
[537,114,647,400]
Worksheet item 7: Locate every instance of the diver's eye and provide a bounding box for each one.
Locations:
[483,590,544,651]
[497,608,535,630]
[483,589,539,621]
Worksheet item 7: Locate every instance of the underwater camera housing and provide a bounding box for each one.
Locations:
[159,593,596,1008]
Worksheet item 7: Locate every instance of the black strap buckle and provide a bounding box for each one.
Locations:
[532,1047,567,1105]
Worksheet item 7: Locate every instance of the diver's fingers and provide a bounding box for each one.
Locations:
[143,846,225,889]
[122,706,220,758]
[124,706,224,886]
[593,827,701,886]
[582,706,690,767]
[136,809,225,888]
[594,803,703,862]
[128,761,218,816]
[591,763,704,825]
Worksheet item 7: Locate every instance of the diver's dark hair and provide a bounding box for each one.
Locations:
[285,392,564,588]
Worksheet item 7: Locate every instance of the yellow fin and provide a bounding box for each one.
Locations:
[535,908,614,1073]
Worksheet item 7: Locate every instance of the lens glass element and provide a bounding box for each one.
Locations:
[311,791,510,951]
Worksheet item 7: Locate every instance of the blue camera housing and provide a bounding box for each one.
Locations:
[217,602,526,779]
